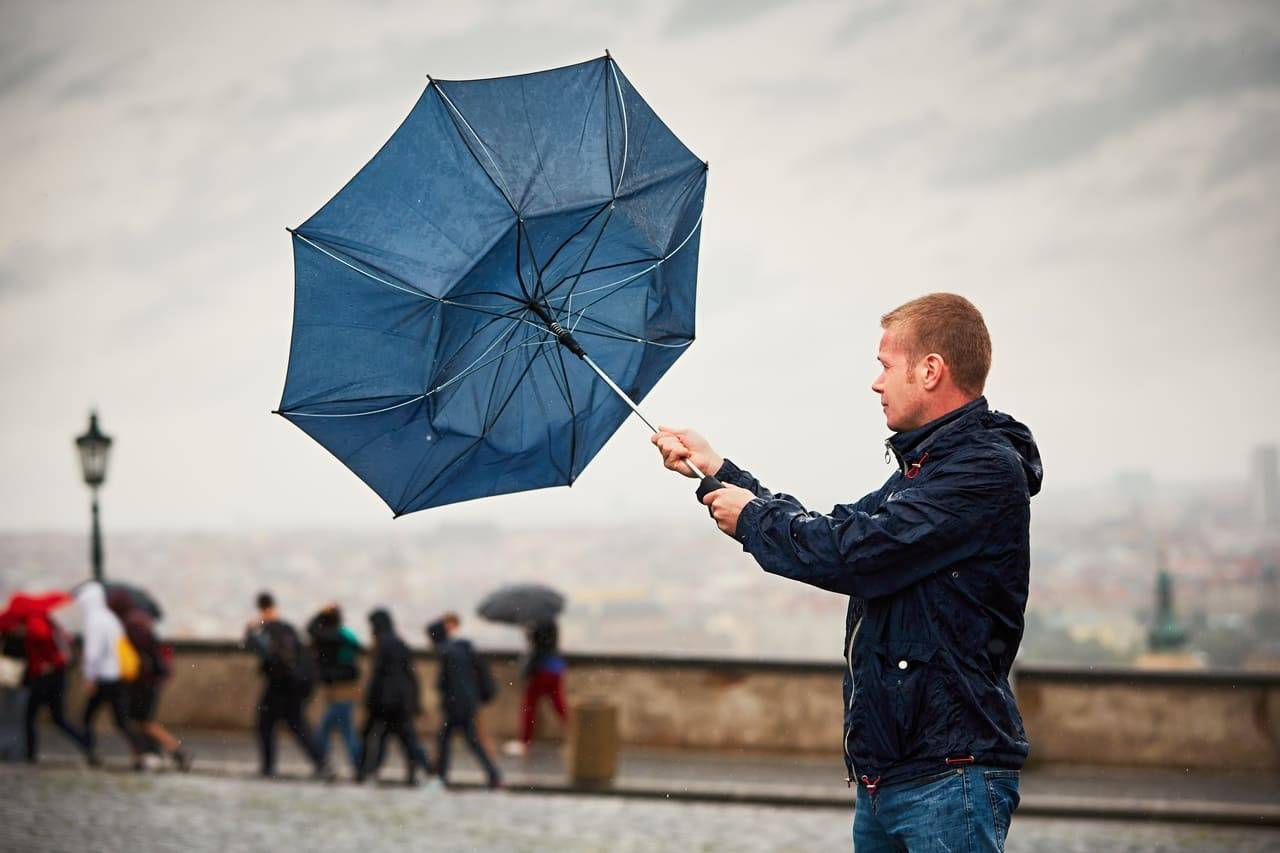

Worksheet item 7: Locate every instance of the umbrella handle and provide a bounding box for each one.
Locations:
[695,473,724,505]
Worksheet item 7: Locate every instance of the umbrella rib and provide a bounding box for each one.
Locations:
[433,83,519,215]
[550,208,704,323]
[296,232,545,333]
[280,394,426,419]
[609,58,629,196]
[561,316,693,349]
[543,206,615,309]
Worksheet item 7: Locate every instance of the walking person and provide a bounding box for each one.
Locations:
[503,619,568,758]
[427,614,501,789]
[0,591,92,763]
[306,604,363,772]
[76,582,144,767]
[653,294,1041,852]
[356,609,433,785]
[107,589,192,771]
[243,592,330,780]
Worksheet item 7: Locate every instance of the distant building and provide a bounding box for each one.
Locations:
[1252,444,1279,527]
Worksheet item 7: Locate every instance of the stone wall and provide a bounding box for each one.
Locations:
[82,642,1280,772]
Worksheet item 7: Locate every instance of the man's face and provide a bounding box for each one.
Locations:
[872,327,926,432]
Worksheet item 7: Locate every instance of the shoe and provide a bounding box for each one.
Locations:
[142,753,164,771]
[87,752,103,768]
[312,762,338,783]
[487,777,504,791]
[502,740,527,757]
[172,749,194,772]
[422,778,443,793]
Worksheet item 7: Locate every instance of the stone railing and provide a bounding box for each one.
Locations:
[78,641,1280,772]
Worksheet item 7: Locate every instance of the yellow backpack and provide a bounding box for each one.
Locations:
[117,635,141,682]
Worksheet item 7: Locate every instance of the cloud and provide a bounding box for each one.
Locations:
[936,34,1280,186]
[1203,109,1280,187]
[663,0,797,37]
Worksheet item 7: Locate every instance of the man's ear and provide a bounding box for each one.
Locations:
[920,353,946,391]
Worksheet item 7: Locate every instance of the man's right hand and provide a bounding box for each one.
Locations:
[652,426,724,480]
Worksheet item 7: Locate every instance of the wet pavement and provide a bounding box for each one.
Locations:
[3,763,1278,853]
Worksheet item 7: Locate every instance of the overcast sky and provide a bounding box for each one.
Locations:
[1,0,1278,532]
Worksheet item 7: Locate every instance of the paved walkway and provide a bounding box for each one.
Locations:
[34,726,1280,827]
[4,763,1279,853]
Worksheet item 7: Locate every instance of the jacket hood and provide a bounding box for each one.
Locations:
[983,409,1043,497]
[75,582,109,615]
[369,609,394,637]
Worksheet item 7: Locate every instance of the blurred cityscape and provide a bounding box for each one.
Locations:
[3,444,1277,669]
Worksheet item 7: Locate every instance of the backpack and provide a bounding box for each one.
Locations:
[472,651,496,704]
[259,622,313,696]
[117,636,142,682]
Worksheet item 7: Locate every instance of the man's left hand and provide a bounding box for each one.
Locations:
[702,484,755,538]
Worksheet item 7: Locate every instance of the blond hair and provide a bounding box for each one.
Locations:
[881,293,991,395]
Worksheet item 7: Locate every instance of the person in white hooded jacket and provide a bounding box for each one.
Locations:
[76,582,142,767]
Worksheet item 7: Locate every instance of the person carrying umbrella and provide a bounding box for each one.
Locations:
[106,588,192,771]
[357,609,433,786]
[0,591,92,763]
[426,613,501,789]
[653,294,1040,852]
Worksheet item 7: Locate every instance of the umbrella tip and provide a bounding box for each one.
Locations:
[426,74,435,84]
[604,48,611,59]
[285,226,295,234]
[703,160,710,171]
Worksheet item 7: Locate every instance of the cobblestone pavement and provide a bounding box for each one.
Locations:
[2,765,1277,853]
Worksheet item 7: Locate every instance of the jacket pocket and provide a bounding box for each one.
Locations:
[877,641,939,759]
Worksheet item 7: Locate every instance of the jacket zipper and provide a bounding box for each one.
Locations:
[843,615,862,783]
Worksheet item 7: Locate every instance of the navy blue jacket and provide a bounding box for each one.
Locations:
[723,397,1042,786]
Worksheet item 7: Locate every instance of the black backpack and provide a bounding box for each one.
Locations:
[259,622,314,696]
[472,651,496,704]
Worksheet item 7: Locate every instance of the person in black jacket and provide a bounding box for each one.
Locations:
[357,609,432,785]
[243,592,330,780]
[653,294,1040,852]
[427,613,501,789]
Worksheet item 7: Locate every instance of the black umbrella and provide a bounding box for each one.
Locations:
[477,584,565,626]
[104,581,162,621]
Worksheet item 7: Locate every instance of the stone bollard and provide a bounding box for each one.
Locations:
[565,696,618,788]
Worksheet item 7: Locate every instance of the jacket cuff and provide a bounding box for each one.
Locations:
[735,497,767,547]
[716,457,752,489]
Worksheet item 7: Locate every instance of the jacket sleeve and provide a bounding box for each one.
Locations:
[719,458,881,525]
[737,449,1018,599]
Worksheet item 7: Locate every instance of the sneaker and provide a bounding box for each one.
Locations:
[312,762,338,783]
[87,752,103,768]
[502,740,527,757]
[172,749,194,772]
[421,778,443,793]
[141,753,164,772]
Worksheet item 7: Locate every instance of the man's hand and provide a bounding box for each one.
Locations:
[651,426,724,479]
[702,484,755,537]
[84,680,97,697]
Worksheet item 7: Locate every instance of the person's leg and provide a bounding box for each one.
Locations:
[356,713,380,782]
[851,784,897,853]
[547,672,568,723]
[102,681,142,761]
[44,672,90,755]
[315,700,338,766]
[282,694,324,769]
[871,767,988,853]
[519,677,542,746]
[332,700,362,770]
[437,718,454,784]
[81,683,106,757]
[256,688,278,776]
[23,677,44,762]
[460,714,501,787]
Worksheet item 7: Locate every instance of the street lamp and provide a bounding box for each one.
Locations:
[75,411,112,582]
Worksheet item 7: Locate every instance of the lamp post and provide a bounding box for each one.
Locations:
[75,411,113,582]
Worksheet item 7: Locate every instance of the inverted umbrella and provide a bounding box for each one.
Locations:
[276,54,720,515]
[0,591,72,632]
[104,582,163,621]
[477,583,565,625]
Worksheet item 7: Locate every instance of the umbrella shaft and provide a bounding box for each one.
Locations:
[580,354,709,480]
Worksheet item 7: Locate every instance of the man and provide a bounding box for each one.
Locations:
[653,294,1041,852]
[357,608,433,786]
[306,604,364,773]
[427,613,501,789]
[243,592,331,780]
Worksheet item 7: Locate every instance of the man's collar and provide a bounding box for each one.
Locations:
[887,396,988,461]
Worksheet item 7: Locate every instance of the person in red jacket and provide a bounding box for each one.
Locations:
[0,591,92,763]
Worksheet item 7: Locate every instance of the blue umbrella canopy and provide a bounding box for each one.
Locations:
[277,55,709,515]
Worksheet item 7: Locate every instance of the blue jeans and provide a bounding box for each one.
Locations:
[853,766,1020,852]
[317,700,361,770]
